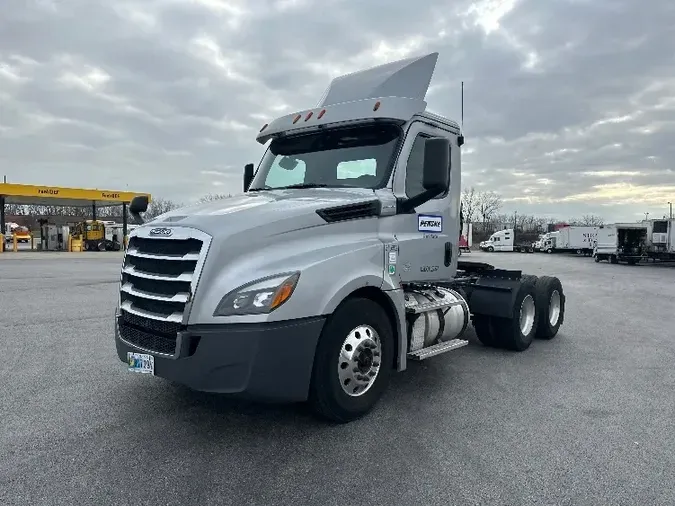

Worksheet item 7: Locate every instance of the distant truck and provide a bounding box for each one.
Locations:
[4,223,31,244]
[458,222,472,253]
[479,228,538,253]
[541,226,598,255]
[533,232,556,251]
[644,219,674,261]
[593,223,648,265]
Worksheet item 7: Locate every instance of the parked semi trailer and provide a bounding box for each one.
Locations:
[113,52,566,423]
[542,226,598,255]
[644,219,675,261]
[594,223,648,265]
[479,228,538,253]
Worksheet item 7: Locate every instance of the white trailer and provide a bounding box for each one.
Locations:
[593,223,648,265]
[542,226,597,255]
[644,219,675,261]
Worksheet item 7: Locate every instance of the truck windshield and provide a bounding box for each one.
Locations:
[248,123,401,191]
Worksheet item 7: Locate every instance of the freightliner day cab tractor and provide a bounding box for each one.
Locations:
[114,53,566,423]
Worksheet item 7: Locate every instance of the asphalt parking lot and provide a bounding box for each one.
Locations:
[1,251,674,506]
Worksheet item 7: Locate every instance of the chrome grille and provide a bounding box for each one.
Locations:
[118,229,210,355]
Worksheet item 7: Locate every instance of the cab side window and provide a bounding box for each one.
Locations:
[405,133,449,198]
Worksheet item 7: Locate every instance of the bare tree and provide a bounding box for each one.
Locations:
[145,198,182,220]
[461,187,479,224]
[579,214,604,226]
[477,190,502,231]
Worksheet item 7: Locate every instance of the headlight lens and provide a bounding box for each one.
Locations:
[213,272,300,317]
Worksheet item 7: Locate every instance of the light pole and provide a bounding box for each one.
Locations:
[669,201,673,219]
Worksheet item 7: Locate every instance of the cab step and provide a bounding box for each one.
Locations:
[407,339,469,361]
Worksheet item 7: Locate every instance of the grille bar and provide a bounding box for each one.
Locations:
[120,301,183,323]
[120,282,190,303]
[121,265,194,282]
[126,248,200,262]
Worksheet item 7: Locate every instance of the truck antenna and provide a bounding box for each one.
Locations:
[458,81,465,147]
[461,81,464,130]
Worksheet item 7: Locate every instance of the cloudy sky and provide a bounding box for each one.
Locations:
[1,0,674,222]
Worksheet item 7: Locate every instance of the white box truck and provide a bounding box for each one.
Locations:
[644,219,674,261]
[114,52,567,423]
[541,226,597,255]
[593,223,648,265]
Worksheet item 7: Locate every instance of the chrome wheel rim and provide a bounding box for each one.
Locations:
[549,290,561,326]
[520,294,536,336]
[337,325,381,397]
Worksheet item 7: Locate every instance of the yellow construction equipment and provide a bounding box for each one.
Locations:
[70,220,123,251]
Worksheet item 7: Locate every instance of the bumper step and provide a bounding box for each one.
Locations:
[407,339,469,361]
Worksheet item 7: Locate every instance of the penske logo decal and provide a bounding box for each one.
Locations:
[418,214,442,233]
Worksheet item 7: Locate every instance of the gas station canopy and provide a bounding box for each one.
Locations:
[0,183,151,207]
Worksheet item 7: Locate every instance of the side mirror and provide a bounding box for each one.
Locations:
[129,195,149,225]
[243,163,254,192]
[422,137,450,192]
[398,137,451,213]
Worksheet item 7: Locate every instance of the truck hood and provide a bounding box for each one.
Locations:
[143,187,379,238]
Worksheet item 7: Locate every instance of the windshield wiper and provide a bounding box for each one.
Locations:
[275,183,330,189]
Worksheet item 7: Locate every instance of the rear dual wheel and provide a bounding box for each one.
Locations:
[472,275,565,349]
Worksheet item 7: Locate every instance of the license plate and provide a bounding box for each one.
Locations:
[127,352,154,375]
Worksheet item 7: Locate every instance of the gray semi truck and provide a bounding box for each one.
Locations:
[114,52,566,423]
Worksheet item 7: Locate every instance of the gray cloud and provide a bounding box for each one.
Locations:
[1,0,674,221]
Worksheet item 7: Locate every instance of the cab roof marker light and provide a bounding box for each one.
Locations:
[259,123,268,132]
[317,109,326,119]
[292,114,302,124]
[304,111,313,121]
[373,101,381,111]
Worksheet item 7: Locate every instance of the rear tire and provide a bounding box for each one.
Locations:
[309,297,394,423]
[472,314,498,347]
[533,276,565,340]
[594,254,600,263]
[490,278,539,351]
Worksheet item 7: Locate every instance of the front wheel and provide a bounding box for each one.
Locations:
[309,297,394,423]
[488,246,494,252]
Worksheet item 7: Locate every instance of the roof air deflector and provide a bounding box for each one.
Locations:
[316,52,439,107]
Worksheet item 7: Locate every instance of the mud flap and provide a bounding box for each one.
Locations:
[465,269,522,319]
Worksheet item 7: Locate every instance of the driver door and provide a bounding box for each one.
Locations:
[383,120,457,283]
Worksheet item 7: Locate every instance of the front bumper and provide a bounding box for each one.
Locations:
[114,311,326,402]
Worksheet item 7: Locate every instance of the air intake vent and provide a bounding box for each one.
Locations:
[316,201,381,223]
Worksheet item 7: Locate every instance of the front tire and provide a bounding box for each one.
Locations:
[309,297,394,423]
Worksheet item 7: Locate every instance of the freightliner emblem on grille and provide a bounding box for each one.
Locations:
[149,227,173,236]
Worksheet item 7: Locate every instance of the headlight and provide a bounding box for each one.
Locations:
[213,272,300,317]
